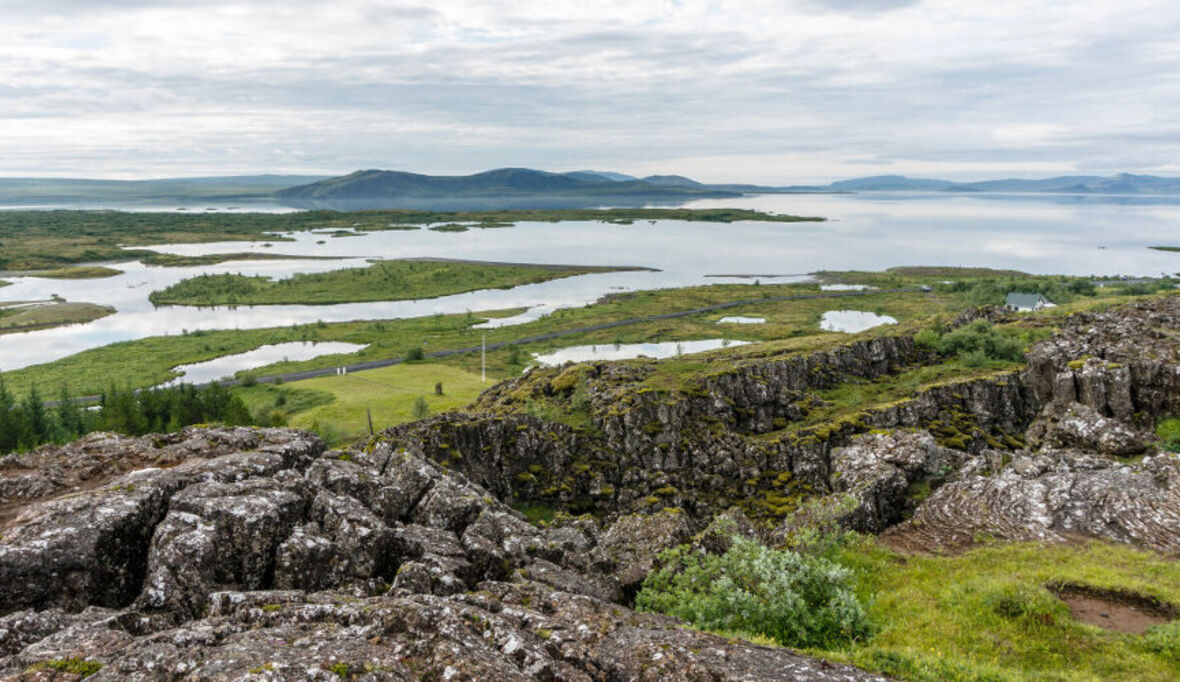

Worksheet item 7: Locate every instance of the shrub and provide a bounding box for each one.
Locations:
[1156,418,1180,452]
[914,328,940,350]
[1143,621,1180,658]
[412,396,430,419]
[635,536,871,649]
[405,347,425,362]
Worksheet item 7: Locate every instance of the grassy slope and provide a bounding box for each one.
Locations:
[816,539,1180,682]
[147,259,635,306]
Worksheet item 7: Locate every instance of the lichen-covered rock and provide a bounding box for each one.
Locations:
[591,509,692,594]
[884,450,1180,554]
[1026,402,1147,455]
[830,430,965,533]
[0,427,886,681]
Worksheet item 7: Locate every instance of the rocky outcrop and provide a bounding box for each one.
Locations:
[829,431,964,533]
[1025,402,1147,455]
[883,449,1180,554]
[0,427,885,680]
[1022,298,1180,420]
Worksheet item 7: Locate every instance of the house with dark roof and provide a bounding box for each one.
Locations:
[1005,292,1054,312]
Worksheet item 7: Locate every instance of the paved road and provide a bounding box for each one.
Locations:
[56,286,918,403]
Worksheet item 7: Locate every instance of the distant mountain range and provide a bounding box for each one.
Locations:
[812,173,1180,195]
[1,169,1179,210]
[273,168,740,210]
[0,175,329,206]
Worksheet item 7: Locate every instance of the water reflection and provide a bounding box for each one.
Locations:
[819,310,898,333]
[717,316,765,324]
[532,339,751,366]
[164,341,368,385]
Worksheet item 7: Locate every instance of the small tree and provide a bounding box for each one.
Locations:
[412,396,430,420]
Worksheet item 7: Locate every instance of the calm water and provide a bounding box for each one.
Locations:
[164,341,368,385]
[3,191,1180,371]
[819,310,899,333]
[532,339,750,366]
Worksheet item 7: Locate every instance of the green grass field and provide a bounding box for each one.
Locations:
[816,539,1180,681]
[236,363,489,445]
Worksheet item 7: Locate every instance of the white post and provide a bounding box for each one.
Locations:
[481,333,486,383]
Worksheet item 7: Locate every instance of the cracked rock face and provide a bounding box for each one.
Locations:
[0,427,885,681]
[829,430,965,534]
[883,450,1180,554]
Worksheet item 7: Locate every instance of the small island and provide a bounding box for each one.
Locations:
[148,258,654,306]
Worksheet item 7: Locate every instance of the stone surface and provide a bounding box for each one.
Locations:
[829,430,965,533]
[884,450,1180,554]
[0,428,885,681]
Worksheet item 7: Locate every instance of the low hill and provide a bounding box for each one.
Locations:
[826,173,1180,195]
[275,167,738,209]
[0,175,328,206]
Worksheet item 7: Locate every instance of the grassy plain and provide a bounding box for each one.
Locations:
[256,363,488,444]
[148,259,642,306]
[818,539,1180,681]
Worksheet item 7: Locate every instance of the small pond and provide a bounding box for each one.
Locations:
[531,339,751,366]
[819,310,898,333]
[717,316,766,324]
[820,284,877,291]
[164,341,368,385]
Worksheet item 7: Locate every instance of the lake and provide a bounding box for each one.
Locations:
[3,191,1180,372]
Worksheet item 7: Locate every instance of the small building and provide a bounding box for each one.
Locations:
[1005,292,1054,312]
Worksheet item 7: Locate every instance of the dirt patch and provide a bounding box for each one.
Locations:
[1049,583,1176,634]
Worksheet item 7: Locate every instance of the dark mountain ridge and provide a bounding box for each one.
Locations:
[275,167,739,210]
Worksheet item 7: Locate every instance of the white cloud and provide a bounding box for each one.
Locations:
[0,0,1178,181]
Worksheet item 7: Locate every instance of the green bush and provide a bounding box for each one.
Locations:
[1156,418,1180,452]
[936,320,1025,363]
[635,536,871,649]
[1142,621,1180,658]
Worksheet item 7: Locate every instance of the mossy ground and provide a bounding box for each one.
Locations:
[810,539,1180,682]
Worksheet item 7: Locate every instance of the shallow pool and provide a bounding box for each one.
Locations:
[819,310,898,333]
[531,339,751,366]
[164,341,368,385]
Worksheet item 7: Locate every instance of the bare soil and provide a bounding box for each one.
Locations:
[1050,583,1176,634]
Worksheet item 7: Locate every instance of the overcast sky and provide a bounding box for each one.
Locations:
[2,0,1178,183]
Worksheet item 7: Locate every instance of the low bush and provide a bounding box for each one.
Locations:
[635,535,871,649]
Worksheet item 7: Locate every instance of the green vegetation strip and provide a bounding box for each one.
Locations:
[0,208,819,270]
[147,259,649,306]
[29,266,122,279]
[140,252,347,267]
[0,302,115,335]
